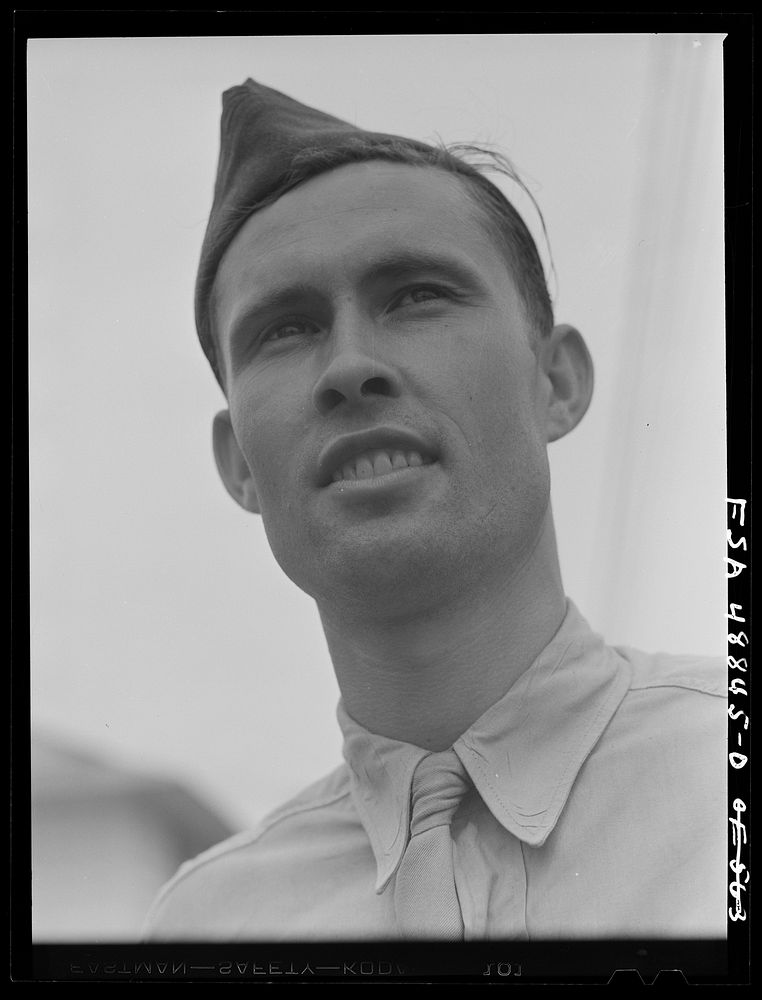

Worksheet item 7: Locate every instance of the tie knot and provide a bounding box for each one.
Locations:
[409,749,469,836]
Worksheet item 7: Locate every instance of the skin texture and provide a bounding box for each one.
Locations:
[211,161,593,748]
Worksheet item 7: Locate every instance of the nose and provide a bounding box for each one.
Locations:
[311,324,402,416]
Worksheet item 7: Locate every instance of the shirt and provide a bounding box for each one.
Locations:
[144,601,727,941]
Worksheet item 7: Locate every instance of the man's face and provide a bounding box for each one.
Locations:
[212,161,553,609]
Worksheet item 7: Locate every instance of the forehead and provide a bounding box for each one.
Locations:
[213,162,514,308]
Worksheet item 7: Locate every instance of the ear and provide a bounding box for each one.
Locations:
[539,324,594,443]
[212,410,261,514]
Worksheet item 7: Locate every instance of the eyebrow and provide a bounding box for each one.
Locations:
[353,249,488,291]
[225,247,488,338]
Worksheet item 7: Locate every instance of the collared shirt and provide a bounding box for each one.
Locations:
[144,602,727,941]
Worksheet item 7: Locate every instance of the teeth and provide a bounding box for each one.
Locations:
[356,456,374,480]
[373,452,393,476]
[332,448,430,482]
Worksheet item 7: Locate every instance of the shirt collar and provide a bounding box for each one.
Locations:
[337,600,632,893]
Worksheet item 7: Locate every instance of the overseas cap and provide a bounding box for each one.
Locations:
[195,78,434,385]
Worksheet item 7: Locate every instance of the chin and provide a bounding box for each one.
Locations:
[283,524,495,618]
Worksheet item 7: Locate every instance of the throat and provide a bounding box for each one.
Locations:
[319,582,567,751]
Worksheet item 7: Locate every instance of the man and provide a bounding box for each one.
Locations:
[145,79,726,941]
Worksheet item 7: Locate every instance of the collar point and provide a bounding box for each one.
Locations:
[515,823,554,848]
[375,872,395,895]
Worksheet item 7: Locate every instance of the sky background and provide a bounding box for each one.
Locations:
[28,33,726,830]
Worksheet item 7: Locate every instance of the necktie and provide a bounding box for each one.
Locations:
[393,748,470,939]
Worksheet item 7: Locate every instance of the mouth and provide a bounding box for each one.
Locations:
[317,427,438,488]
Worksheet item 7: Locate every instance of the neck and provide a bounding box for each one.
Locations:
[318,516,567,750]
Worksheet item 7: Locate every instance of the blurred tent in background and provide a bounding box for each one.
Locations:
[31,732,235,941]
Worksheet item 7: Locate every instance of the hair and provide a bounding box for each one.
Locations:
[209,135,555,386]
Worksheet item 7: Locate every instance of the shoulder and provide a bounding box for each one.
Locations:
[592,645,726,788]
[578,646,727,835]
[564,645,728,938]
[616,644,726,699]
[143,764,353,940]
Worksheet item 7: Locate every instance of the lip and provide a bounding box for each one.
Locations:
[316,426,438,487]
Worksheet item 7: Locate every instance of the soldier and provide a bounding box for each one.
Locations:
[145,79,726,941]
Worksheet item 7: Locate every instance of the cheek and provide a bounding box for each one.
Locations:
[229,376,307,490]
[228,415,280,516]
[460,342,544,446]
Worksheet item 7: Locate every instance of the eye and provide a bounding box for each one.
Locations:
[394,285,449,308]
[263,317,320,342]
